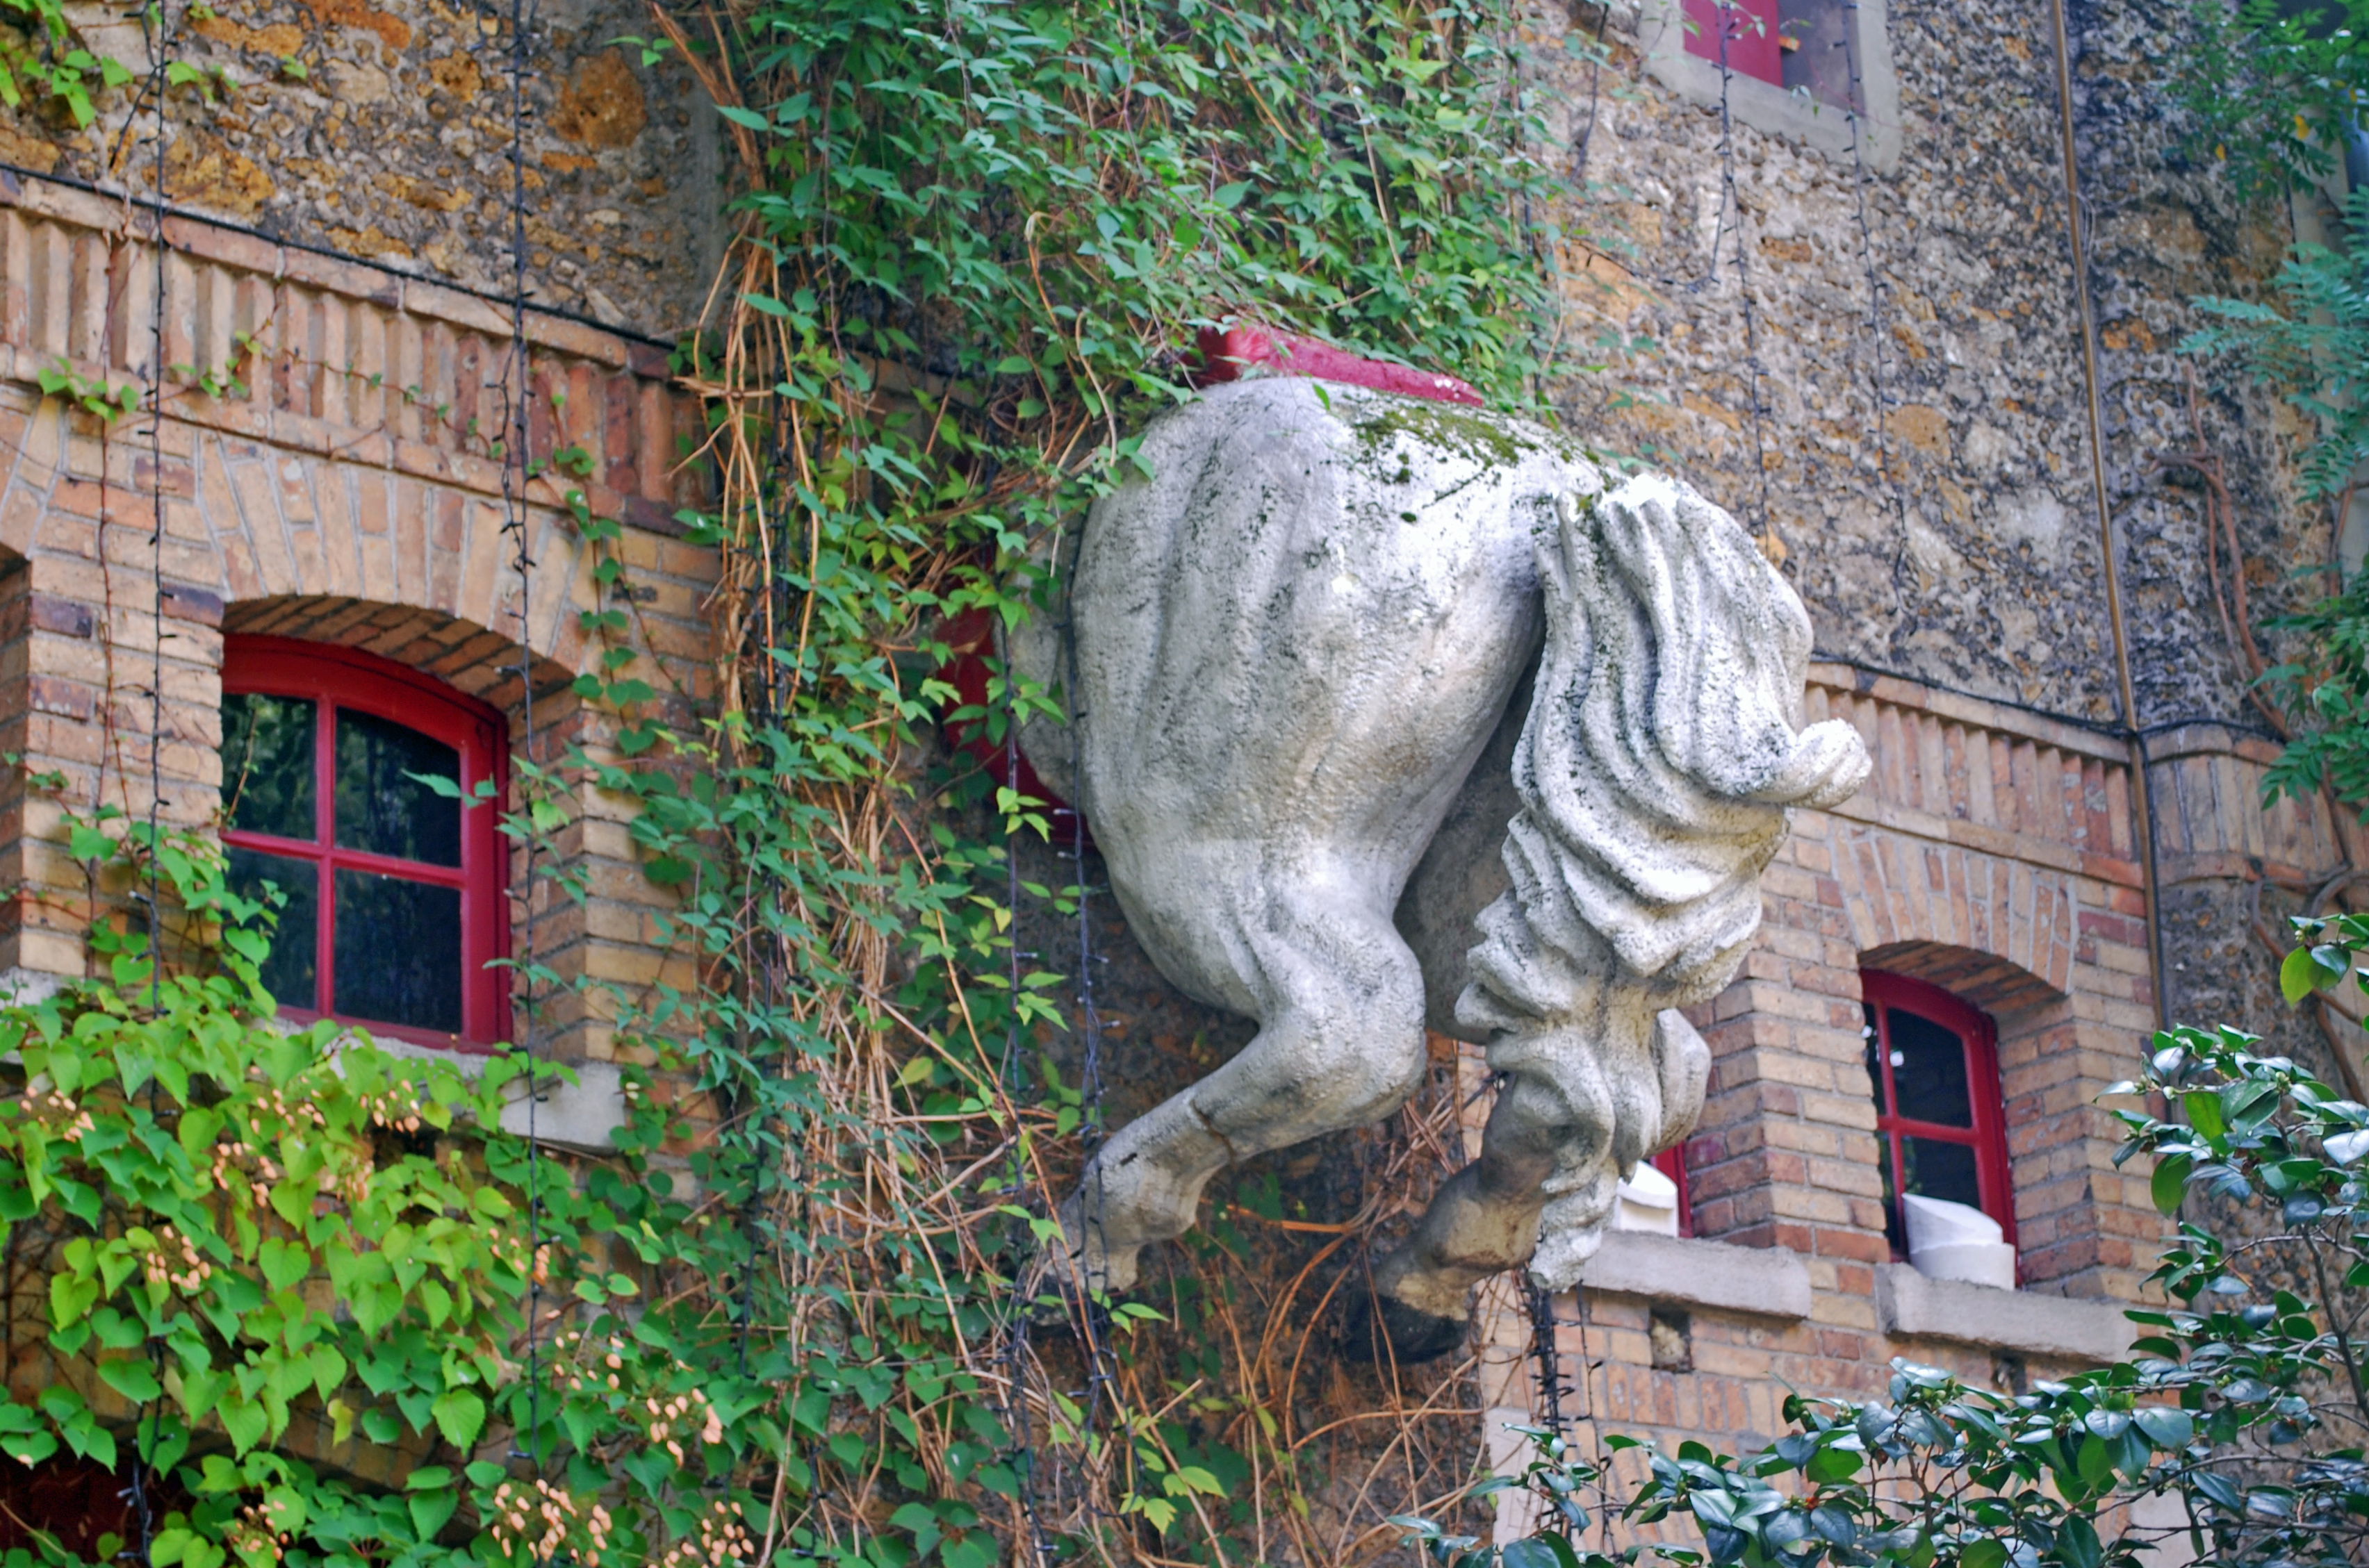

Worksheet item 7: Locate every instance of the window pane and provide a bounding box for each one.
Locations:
[335,709,461,867]
[334,870,462,1034]
[1902,1136,1983,1212]
[1777,0,1862,113]
[227,846,318,1012]
[223,693,315,841]
[1887,1007,1974,1127]
[1877,1134,1905,1256]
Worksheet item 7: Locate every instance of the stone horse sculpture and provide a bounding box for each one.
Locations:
[1017,374,1869,1354]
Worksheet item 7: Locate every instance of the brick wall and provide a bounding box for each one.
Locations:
[1467,659,2177,1524]
[0,168,714,1071]
[1684,663,2163,1301]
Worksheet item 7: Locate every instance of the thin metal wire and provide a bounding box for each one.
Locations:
[1835,6,1901,511]
[488,0,548,1509]
[1705,0,1778,555]
[994,614,1056,1567]
[1063,546,1117,1541]
[131,0,178,1551]
[1525,1282,1575,1439]
[1570,0,1614,181]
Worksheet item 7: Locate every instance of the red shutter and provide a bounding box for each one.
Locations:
[1650,1146,1694,1237]
[1682,0,1785,88]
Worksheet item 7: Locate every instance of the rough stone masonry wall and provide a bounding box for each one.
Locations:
[0,0,721,340]
[1528,0,2341,1068]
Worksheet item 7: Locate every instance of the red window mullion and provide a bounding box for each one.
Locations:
[220,829,468,889]
[1885,1116,1987,1145]
[1874,1001,1902,1205]
[315,697,337,1025]
[1650,1145,1694,1237]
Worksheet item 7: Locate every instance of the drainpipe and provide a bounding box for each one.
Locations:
[2047,0,2175,1033]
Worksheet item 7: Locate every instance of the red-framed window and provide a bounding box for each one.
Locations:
[221,637,509,1050]
[1682,0,1863,110]
[1862,971,2014,1255]
[1685,0,1784,84]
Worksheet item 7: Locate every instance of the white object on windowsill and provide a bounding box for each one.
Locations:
[1902,1193,2017,1289]
[1611,1161,1682,1236]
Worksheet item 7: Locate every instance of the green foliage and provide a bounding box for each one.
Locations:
[36,359,140,424]
[1391,1424,1617,1568]
[0,811,799,1568]
[703,0,1563,413]
[2179,3,2369,816]
[2187,193,2369,508]
[0,821,525,1565]
[0,0,131,128]
[2176,0,2369,201]
[1409,983,2369,1568]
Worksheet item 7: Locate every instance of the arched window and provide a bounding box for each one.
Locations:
[220,637,508,1049]
[1862,971,2012,1254]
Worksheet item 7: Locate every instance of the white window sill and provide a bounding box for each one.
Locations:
[367,1034,628,1154]
[1876,1262,2136,1363]
[1,967,630,1154]
[1580,1230,1814,1319]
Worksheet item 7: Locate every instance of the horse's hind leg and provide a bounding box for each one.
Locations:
[1368,1002,1710,1335]
[1059,884,1429,1292]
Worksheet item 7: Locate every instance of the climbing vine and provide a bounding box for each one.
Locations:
[2178,0,2369,816]
[0,0,1584,1564]
[548,0,1580,1561]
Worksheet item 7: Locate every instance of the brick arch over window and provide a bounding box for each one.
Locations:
[1828,824,2087,1007]
[1686,803,2163,1301]
[223,595,577,711]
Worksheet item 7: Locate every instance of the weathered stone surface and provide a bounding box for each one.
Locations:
[4,0,721,338]
[1876,1262,2138,1362]
[1042,374,1867,1337]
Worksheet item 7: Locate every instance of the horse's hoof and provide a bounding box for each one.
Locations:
[1341,1288,1468,1364]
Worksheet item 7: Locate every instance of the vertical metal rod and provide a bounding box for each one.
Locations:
[2046,0,2173,1032]
[134,0,177,1554]
[1711,0,1777,556]
[494,0,548,1515]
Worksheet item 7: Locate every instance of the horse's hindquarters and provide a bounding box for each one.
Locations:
[1073,377,1568,1000]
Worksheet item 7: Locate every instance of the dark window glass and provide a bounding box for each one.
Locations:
[1776,0,1863,113]
[335,709,461,866]
[227,846,318,1012]
[1887,1007,1974,1127]
[1873,1119,1905,1255]
[1902,1137,1983,1212]
[223,693,315,841]
[333,870,462,1032]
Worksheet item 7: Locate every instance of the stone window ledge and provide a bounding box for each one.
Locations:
[1580,1230,1814,1319]
[1877,1263,2136,1363]
[372,1037,629,1155]
[3,968,630,1153]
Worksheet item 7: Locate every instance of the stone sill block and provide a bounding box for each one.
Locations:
[370,1034,628,1155]
[1578,1230,1815,1319]
[0,966,632,1155]
[1876,1263,2136,1364]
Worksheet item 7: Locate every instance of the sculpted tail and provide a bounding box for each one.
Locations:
[1456,474,1872,1288]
